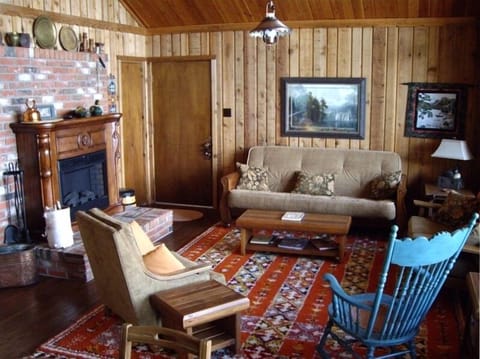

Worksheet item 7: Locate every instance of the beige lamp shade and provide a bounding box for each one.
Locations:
[431,139,473,161]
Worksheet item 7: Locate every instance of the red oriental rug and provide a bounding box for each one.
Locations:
[31,225,461,358]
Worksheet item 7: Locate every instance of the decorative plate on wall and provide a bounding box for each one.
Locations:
[33,16,57,49]
[59,26,78,51]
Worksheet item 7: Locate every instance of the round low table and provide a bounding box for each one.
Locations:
[172,209,204,222]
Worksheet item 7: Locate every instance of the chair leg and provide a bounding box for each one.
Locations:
[316,319,334,358]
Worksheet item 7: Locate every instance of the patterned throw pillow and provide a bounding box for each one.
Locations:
[236,163,270,191]
[369,171,402,199]
[433,192,479,228]
[291,172,335,196]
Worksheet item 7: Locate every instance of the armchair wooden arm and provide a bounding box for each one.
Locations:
[395,174,408,234]
[219,171,240,226]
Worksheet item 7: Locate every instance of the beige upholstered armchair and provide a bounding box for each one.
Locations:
[76,208,225,326]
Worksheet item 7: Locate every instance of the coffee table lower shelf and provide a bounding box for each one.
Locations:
[236,209,352,262]
[247,242,339,258]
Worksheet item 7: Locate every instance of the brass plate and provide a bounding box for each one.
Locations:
[59,26,78,51]
[33,16,57,49]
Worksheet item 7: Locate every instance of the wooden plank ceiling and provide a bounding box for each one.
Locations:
[119,0,478,32]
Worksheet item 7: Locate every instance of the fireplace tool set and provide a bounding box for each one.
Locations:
[3,161,31,244]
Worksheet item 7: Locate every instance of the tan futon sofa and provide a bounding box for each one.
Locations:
[220,146,407,230]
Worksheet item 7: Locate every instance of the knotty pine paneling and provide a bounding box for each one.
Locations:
[150,21,479,196]
[1,1,478,202]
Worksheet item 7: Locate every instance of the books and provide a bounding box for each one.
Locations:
[310,234,338,251]
[250,235,275,245]
[281,211,305,221]
[277,237,309,250]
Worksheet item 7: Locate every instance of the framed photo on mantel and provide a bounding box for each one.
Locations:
[404,82,468,139]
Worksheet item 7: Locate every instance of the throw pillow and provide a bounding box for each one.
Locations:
[236,162,270,191]
[369,171,402,199]
[291,171,335,196]
[130,220,154,255]
[433,192,479,228]
[143,243,186,275]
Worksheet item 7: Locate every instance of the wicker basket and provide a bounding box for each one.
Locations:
[0,244,38,288]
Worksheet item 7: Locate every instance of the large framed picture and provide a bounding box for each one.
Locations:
[281,77,366,139]
[404,83,468,139]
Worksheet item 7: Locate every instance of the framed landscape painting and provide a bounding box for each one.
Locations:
[281,77,366,139]
[404,83,468,139]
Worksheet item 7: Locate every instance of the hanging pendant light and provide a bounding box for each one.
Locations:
[249,1,291,45]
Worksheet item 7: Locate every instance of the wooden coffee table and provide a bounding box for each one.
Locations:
[235,209,352,262]
[150,280,250,355]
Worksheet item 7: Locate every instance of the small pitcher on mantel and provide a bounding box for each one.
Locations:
[23,99,41,123]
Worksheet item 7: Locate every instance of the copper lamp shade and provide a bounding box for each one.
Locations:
[249,1,291,45]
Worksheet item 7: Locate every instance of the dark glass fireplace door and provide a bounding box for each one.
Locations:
[58,150,109,221]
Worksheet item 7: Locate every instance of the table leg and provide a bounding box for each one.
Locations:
[240,228,251,255]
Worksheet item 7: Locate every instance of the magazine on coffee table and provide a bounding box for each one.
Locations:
[310,234,338,251]
[281,211,305,221]
[277,237,309,250]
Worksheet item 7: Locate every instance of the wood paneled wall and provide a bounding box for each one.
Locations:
[149,21,479,196]
[1,0,479,204]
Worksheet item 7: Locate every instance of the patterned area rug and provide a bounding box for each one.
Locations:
[31,225,461,358]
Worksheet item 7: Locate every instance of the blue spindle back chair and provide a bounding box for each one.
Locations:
[317,212,479,359]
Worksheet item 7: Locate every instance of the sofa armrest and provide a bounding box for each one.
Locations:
[219,171,240,226]
[395,174,408,234]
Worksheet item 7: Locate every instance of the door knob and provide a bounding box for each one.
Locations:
[201,138,212,160]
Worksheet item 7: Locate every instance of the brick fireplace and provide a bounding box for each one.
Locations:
[0,45,112,243]
[10,114,122,240]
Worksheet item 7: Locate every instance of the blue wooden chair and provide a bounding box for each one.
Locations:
[317,212,479,359]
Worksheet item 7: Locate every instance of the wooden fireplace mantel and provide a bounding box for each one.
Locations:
[10,113,122,240]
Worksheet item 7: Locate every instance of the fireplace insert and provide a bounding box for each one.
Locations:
[58,150,109,220]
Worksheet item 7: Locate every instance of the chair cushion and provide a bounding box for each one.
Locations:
[291,171,335,196]
[368,171,402,199]
[236,162,270,191]
[143,244,186,275]
[433,192,479,227]
[130,221,155,255]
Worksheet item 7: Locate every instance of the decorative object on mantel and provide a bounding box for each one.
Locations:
[404,82,469,139]
[249,0,291,45]
[89,100,103,116]
[22,99,41,122]
[33,16,57,49]
[431,138,474,190]
[5,32,20,46]
[58,26,78,51]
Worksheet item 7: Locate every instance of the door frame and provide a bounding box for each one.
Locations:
[118,56,153,203]
[147,56,220,209]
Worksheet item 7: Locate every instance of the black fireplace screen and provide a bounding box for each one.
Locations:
[58,150,109,220]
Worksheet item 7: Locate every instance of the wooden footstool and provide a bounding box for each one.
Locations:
[150,280,250,356]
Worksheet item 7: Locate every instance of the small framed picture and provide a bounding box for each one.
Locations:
[404,83,468,139]
[37,104,56,121]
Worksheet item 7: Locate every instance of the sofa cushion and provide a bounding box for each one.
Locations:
[246,146,402,196]
[368,171,402,199]
[433,192,479,227]
[143,243,186,275]
[229,189,396,220]
[291,171,335,196]
[236,162,270,191]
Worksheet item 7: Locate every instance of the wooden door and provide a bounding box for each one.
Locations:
[120,61,149,204]
[151,60,213,207]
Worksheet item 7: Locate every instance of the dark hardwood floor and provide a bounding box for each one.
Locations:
[0,207,220,359]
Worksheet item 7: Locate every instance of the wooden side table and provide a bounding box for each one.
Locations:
[424,183,474,202]
[150,280,250,356]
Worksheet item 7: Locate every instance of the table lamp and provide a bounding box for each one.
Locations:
[431,139,473,189]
